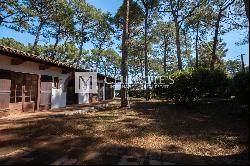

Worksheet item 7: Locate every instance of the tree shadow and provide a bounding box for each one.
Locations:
[0,99,248,164]
[129,100,249,157]
[0,114,102,164]
[77,143,250,165]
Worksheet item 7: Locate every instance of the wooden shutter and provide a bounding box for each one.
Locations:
[40,82,52,110]
[0,79,11,110]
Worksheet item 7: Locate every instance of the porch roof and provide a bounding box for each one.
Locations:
[0,45,116,82]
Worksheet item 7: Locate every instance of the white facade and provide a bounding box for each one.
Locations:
[0,54,89,109]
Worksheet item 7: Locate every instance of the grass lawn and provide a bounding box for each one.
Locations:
[0,99,249,165]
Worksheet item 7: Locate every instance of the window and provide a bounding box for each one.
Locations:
[54,77,59,89]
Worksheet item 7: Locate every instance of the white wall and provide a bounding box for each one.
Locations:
[0,54,89,109]
[51,88,67,109]
[79,93,89,104]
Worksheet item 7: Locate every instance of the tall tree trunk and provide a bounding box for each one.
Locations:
[163,38,168,74]
[96,62,99,72]
[184,28,189,57]
[78,39,84,62]
[64,35,69,45]
[139,57,145,90]
[114,67,117,78]
[244,0,249,23]
[144,9,150,100]
[174,18,182,70]
[104,62,107,76]
[54,25,61,49]
[53,35,59,59]
[121,0,129,107]
[241,54,245,72]
[211,12,222,70]
[78,24,85,66]
[210,0,235,69]
[195,22,200,69]
[52,25,62,60]
[0,16,3,25]
[32,20,44,53]
[95,46,103,72]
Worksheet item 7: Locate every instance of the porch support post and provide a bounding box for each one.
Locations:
[22,85,25,112]
[113,84,115,99]
[103,78,106,101]
[37,74,41,111]
[98,82,100,101]
[103,84,105,101]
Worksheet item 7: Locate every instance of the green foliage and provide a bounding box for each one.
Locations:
[42,43,82,62]
[49,0,75,46]
[128,89,146,98]
[154,69,231,104]
[225,59,242,75]
[127,81,146,98]
[0,37,29,51]
[0,0,29,30]
[198,41,228,69]
[23,0,58,35]
[114,0,144,28]
[167,70,200,104]
[72,0,102,46]
[86,48,120,77]
[192,69,231,97]
[0,0,248,89]
[233,72,249,104]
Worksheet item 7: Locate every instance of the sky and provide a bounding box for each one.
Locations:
[0,0,249,65]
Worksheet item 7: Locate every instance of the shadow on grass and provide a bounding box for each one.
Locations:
[130,99,249,153]
[98,143,249,165]
[0,99,248,164]
[0,114,104,164]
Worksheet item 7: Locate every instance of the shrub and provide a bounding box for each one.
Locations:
[127,83,146,98]
[128,89,145,98]
[115,90,121,97]
[233,72,249,105]
[154,69,231,104]
[192,69,231,97]
[167,70,200,104]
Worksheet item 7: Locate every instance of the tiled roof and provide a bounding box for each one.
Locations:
[0,45,85,71]
[0,45,116,81]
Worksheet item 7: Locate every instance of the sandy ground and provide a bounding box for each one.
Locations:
[0,99,249,165]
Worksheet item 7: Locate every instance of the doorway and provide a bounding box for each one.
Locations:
[66,79,78,105]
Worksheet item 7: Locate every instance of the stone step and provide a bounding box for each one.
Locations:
[64,107,96,115]
[94,104,109,110]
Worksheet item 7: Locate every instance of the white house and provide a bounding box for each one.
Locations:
[0,46,115,112]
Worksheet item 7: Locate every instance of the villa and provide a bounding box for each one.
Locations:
[0,46,116,112]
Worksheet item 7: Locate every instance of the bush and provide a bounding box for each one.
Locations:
[115,90,121,97]
[128,89,145,98]
[167,70,200,104]
[154,69,231,104]
[233,72,249,104]
[192,69,231,97]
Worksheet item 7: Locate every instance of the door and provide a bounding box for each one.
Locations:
[40,75,52,110]
[66,79,78,105]
[105,84,111,100]
[0,79,11,110]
